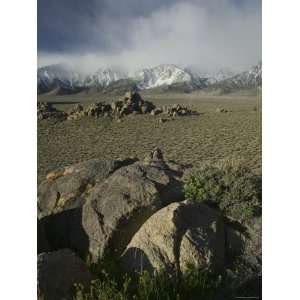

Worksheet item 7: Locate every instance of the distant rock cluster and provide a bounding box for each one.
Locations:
[160,104,193,117]
[66,102,112,120]
[37,91,194,122]
[37,102,66,120]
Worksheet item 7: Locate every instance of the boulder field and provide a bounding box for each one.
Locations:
[37,149,261,299]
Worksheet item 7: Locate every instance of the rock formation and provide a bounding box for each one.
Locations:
[37,249,92,300]
[37,149,260,297]
[121,200,225,274]
[37,102,66,120]
[38,92,195,121]
[38,149,186,261]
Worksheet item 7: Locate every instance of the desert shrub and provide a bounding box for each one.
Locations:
[76,263,222,300]
[184,163,261,222]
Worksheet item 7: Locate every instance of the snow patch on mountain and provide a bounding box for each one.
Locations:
[186,67,236,85]
[37,64,128,93]
[135,64,192,89]
[37,64,85,88]
[217,63,262,88]
[84,69,128,87]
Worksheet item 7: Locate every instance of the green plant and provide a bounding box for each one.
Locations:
[184,163,261,222]
[76,263,223,300]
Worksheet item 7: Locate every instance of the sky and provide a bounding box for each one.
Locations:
[38,0,261,73]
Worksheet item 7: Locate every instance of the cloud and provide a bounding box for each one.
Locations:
[38,0,261,73]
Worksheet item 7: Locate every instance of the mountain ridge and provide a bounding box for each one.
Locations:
[37,63,262,95]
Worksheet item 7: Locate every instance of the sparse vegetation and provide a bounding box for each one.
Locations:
[184,162,262,222]
[76,259,223,300]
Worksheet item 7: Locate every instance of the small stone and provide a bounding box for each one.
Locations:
[152,148,164,161]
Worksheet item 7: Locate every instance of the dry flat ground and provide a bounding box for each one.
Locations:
[38,89,261,183]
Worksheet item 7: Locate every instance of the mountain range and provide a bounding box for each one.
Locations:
[37,63,262,95]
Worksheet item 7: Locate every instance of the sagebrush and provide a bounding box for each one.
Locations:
[184,163,261,222]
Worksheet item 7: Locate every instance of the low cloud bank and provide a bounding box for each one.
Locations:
[38,0,261,73]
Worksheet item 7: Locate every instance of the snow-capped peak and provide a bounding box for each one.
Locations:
[37,62,262,94]
[37,64,128,91]
[135,64,192,89]
[37,64,86,87]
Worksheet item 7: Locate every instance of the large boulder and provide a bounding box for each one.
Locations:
[121,200,225,274]
[38,158,136,218]
[39,151,186,262]
[37,249,92,300]
[221,218,261,296]
[81,157,185,261]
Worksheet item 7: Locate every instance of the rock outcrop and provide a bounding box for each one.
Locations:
[38,158,136,218]
[37,249,92,300]
[38,150,186,261]
[38,92,195,121]
[67,103,112,120]
[111,90,155,116]
[37,102,66,120]
[37,150,261,297]
[121,200,225,274]
[82,157,185,261]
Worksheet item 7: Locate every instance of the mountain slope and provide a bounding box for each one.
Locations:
[84,69,128,87]
[135,64,192,89]
[37,64,127,95]
[215,63,262,90]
